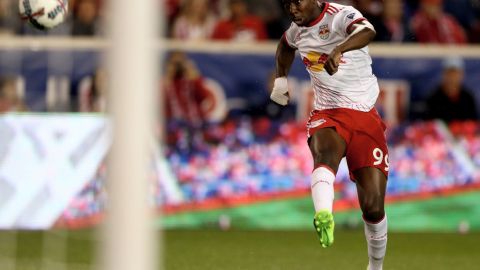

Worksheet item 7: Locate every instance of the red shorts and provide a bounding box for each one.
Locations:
[307,108,389,180]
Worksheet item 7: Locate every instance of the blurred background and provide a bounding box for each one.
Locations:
[0,0,480,269]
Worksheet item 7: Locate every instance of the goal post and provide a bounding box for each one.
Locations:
[102,0,160,269]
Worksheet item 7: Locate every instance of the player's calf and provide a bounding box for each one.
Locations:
[364,216,388,270]
[354,168,388,270]
[311,166,336,248]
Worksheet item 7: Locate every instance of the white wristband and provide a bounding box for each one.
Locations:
[270,77,289,106]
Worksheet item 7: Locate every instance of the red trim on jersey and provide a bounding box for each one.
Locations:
[346,18,367,34]
[282,32,296,49]
[327,5,339,13]
[307,2,330,27]
[313,164,337,176]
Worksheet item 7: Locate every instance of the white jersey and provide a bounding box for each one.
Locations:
[284,2,379,112]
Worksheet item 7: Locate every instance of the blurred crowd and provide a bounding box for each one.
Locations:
[450,121,480,168]
[166,118,477,202]
[0,0,479,43]
[166,0,480,43]
[1,52,477,126]
[60,118,480,222]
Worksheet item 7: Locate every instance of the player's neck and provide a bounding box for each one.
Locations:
[318,2,327,14]
[307,2,327,26]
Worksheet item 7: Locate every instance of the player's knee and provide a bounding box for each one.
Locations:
[310,145,340,170]
[311,153,340,172]
[363,208,384,223]
[361,196,385,222]
[309,132,344,168]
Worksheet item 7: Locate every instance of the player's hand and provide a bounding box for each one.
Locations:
[270,77,290,106]
[325,48,342,76]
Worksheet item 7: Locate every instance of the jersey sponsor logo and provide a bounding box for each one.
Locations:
[347,13,356,20]
[319,24,330,40]
[302,51,329,72]
[308,118,327,129]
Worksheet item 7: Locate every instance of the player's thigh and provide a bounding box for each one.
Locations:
[346,128,389,180]
[354,167,387,203]
[308,127,346,172]
[353,167,387,219]
[346,126,388,215]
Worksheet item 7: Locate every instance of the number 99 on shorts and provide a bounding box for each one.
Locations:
[372,148,389,172]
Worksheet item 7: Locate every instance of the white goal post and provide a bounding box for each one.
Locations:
[102,0,160,270]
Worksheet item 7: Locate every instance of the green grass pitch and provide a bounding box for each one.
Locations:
[0,230,479,270]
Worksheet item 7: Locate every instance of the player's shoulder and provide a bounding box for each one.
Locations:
[325,2,346,14]
[284,22,301,48]
[287,21,300,31]
[285,21,300,34]
[327,3,359,18]
[327,2,363,30]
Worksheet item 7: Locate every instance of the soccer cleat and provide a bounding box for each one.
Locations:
[313,210,335,248]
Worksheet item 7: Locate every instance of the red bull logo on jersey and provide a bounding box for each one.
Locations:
[302,52,329,72]
[319,25,330,40]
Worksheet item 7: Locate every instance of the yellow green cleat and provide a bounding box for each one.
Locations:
[313,210,335,248]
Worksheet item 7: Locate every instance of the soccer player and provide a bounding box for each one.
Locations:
[271,1,388,270]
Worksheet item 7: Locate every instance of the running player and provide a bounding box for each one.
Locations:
[271,1,388,270]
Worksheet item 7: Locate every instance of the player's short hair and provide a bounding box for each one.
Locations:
[281,0,319,8]
[281,0,296,10]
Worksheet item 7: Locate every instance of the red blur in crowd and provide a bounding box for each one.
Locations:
[163,52,216,125]
[211,0,267,41]
[411,0,467,44]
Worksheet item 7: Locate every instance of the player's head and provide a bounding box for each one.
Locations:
[441,57,465,97]
[183,0,209,17]
[229,0,248,19]
[282,0,323,26]
[421,0,443,18]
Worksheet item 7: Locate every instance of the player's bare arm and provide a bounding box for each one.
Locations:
[325,21,376,75]
[276,38,296,78]
[270,38,296,105]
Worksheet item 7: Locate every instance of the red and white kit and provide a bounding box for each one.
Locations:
[284,2,389,178]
